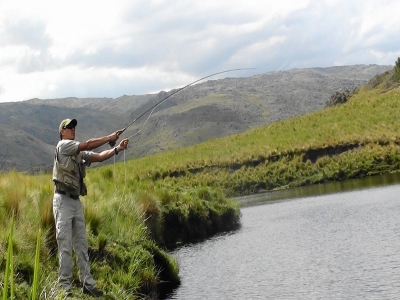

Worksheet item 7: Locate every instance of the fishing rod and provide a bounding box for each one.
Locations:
[109,68,256,146]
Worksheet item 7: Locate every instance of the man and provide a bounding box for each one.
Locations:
[52,118,129,297]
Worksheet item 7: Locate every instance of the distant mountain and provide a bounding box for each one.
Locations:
[0,64,393,172]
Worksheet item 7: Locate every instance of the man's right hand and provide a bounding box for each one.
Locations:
[109,129,124,143]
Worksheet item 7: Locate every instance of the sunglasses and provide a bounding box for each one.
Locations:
[63,125,75,130]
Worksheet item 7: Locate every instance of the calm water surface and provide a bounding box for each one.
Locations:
[168,173,400,299]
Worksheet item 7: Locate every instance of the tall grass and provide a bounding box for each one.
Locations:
[2,222,58,300]
[2,214,14,300]
[30,229,41,300]
[0,171,181,299]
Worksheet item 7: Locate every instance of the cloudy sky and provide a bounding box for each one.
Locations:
[0,0,399,103]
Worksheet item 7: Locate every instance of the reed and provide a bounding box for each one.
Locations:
[2,214,14,300]
[2,180,23,220]
[30,228,41,300]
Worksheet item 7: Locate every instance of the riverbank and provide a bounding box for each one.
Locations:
[234,171,400,208]
[0,170,240,299]
[142,70,399,200]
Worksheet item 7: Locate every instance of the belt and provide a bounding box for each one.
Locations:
[55,190,79,200]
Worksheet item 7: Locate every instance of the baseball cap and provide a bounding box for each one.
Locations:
[59,119,77,132]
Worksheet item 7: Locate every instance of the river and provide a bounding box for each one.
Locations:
[167,173,400,299]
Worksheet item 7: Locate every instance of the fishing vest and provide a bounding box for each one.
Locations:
[52,146,87,196]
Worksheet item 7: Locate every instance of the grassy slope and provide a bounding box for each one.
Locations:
[131,70,399,196]
[1,70,399,299]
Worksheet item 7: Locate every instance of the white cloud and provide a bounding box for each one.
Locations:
[0,0,398,103]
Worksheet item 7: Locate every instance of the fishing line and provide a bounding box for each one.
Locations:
[112,68,256,192]
[123,150,126,186]
[110,68,256,145]
[126,104,157,139]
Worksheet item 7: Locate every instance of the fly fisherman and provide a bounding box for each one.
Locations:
[52,118,129,297]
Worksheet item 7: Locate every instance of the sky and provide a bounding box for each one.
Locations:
[0,0,399,103]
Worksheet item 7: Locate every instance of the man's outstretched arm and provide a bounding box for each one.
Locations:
[78,130,123,152]
[90,138,129,163]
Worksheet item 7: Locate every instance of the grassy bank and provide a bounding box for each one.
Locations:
[0,168,240,298]
[1,67,399,298]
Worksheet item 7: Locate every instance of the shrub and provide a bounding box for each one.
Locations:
[325,91,349,107]
[395,57,400,82]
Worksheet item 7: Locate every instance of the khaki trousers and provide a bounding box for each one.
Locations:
[53,193,96,291]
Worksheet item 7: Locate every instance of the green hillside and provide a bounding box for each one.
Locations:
[128,68,400,197]
[1,66,399,299]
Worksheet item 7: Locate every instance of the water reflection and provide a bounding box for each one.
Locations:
[237,172,400,207]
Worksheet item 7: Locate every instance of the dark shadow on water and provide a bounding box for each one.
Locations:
[162,230,239,299]
[236,172,400,208]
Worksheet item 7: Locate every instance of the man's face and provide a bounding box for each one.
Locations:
[61,124,76,140]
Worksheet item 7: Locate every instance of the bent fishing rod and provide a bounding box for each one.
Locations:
[109,68,255,147]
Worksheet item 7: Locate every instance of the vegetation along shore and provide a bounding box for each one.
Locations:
[1,61,400,299]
